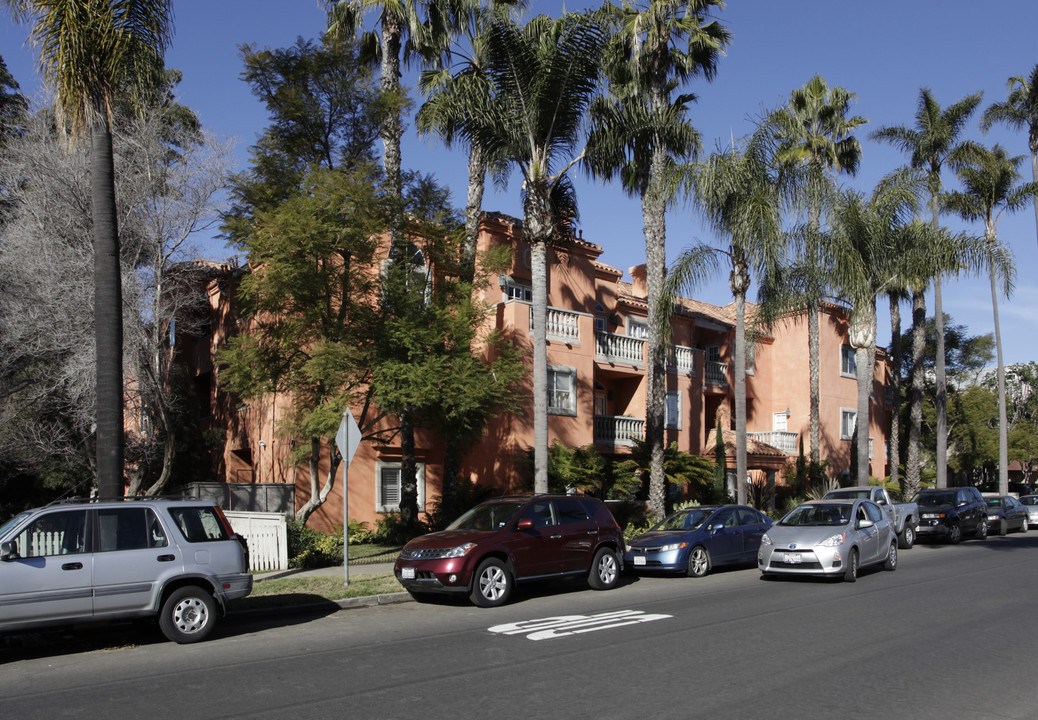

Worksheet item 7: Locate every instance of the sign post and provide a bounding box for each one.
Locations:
[335,408,361,586]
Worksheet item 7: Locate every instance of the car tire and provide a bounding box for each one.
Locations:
[588,547,620,590]
[898,524,915,549]
[159,586,216,644]
[998,519,1007,536]
[686,546,711,578]
[470,558,512,607]
[843,548,859,583]
[976,519,989,540]
[948,524,962,544]
[1020,517,1029,533]
[884,540,897,571]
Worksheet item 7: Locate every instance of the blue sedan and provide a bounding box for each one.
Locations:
[625,505,773,577]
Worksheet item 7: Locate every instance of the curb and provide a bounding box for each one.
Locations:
[228,589,413,620]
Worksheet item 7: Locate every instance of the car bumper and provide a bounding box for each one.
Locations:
[217,572,253,601]
[394,558,475,595]
[915,520,953,538]
[624,548,686,572]
[758,545,845,576]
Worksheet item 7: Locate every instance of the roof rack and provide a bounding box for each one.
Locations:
[46,495,200,506]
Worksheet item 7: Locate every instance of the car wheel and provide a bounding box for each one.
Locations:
[948,524,962,544]
[1020,517,1029,533]
[686,546,711,578]
[159,586,216,644]
[898,524,915,549]
[470,558,512,607]
[588,547,620,590]
[884,540,898,571]
[998,519,1007,536]
[976,519,988,540]
[843,548,859,583]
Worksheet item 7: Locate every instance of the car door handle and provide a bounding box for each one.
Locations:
[550,534,562,540]
[157,554,176,562]
[586,530,599,536]
[61,562,82,571]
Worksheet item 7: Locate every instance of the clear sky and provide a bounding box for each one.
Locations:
[3,0,1038,365]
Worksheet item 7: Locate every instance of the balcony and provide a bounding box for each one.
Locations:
[594,415,645,447]
[596,331,645,366]
[667,345,696,375]
[705,361,728,387]
[747,430,798,455]
[546,307,580,344]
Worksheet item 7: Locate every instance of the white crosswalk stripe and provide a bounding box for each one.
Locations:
[488,610,672,641]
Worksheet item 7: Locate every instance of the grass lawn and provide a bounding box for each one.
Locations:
[229,571,404,611]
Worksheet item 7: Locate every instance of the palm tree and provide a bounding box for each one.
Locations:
[672,132,782,505]
[944,145,1030,494]
[770,75,866,486]
[585,0,729,520]
[4,0,174,497]
[872,89,983,488]
[981,65,1038,249]
[416,1,524,284]
[418,12,606,491]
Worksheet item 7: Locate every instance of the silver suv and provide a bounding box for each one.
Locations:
[0,497,252,643]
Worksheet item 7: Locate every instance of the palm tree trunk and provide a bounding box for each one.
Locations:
[644,148,669,519]
[462,143,486,285]
[731,261,750,506]
[932,204,948,488]
[808,298,821,473]
[525,184,552,493]
[1031,148,1038,249]
[380,14,404,244]
[888,294,902,492]
[91,109,124,497]
[905,290,926,497]
[988,228,1009,495]
[851,304,877,485]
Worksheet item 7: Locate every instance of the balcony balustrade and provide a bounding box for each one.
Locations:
[747,430,798,455]
[705,361,728,387]
[667,345,695,375]
[594,415,645,446]
[595,331,645,366]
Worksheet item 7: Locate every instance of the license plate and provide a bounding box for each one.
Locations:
[401,567,415,580]
[782,553,802,564]
[634,556,646,566]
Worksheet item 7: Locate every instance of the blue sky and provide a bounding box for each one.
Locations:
[3,0,1038,365]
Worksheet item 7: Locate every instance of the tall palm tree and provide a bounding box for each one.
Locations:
[418,12,606,491]
[4,0,174,497]
[586,0,729,520]
[416,1,524,284]
[981,65,1038,249]
[945,145,1030,494]
[770,75,866,486]
[872,89,983,488]
[673,132,781,505]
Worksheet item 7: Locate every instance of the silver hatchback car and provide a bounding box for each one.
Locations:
[0,497,252,643]
[758,499,898,582]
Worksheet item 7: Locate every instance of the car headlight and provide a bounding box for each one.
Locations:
[820,533,846,547]
[659,542,688,552]
[442,542,476,558]
[760,533,772,546]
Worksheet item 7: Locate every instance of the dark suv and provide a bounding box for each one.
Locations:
[394,494,624,607]
[913,486,988,543]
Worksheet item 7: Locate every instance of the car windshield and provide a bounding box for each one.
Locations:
[779,503,851,527]
[985,498,1004,509]
[1020,496,1038,506]
[653,509,710,532]
[914,491,957,506]
[447,501,525,531]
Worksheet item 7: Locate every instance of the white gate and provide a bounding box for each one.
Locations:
[225,511,289,572]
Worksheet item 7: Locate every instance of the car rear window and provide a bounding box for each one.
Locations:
[168,507,231,543]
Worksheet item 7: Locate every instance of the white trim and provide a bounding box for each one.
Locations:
[547,364,577,416]
[840,345,856,378]
[666,390,682,430]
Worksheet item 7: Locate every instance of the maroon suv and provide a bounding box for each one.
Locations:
[394,494,624,607]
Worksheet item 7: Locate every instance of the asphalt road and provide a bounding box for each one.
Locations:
[4,532,1038,720]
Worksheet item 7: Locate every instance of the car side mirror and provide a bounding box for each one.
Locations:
[516,519,534,531]
[1,540,18,561]
[858,519,874,529]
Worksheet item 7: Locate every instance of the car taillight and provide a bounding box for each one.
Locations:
[212,506,236,538]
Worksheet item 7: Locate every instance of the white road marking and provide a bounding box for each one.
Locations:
[488,610,672,641]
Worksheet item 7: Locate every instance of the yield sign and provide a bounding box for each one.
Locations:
[335,409,361,468]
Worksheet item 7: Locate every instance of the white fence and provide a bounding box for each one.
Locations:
[225,511,289,572]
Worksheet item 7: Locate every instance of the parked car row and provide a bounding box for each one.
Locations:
[395,483,1035,607]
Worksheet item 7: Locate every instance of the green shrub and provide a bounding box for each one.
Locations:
[287,520,344,569]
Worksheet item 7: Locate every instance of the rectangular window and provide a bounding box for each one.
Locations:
[707,345,721,363]
[548,365,577,416]
[628,318,648,339]
[666,391,681,430]
[746,343,756,375]
[168,507,231,543]
[841,345,856,377]
[594,316,606,333]
[505,282,533,302]
[97,507,167,552]
[840,408,857,440]
[376,462,426,513]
